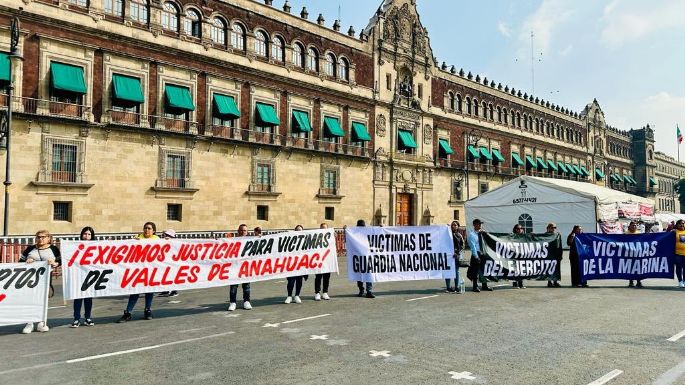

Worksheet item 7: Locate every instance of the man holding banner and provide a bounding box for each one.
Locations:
[466,219,492,292]
[228,224,252,311]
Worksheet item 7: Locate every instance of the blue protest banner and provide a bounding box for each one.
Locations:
[575,232,675,280]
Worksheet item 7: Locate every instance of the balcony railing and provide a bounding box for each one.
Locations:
[156,178,193,189]
[106,109,199,134]
[2,96,92,121]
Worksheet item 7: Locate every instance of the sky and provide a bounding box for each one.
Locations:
[276,0,685,159]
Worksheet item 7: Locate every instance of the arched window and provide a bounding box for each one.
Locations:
[518,213,533,233]
[516,112,521,128]
[255,30,268,57]
[130,0,149,24]
[466,97,472,115]
[503,108,508,124]
[488,104,494,120]
[523,114,528,129]
[104,0,123,17]
[292,43,305,68]
[231,23,245,51]
[307,47,319,72]
[210,17,227,46]
[338,57,349,81]
[448,92,455,110]
[482,101,487,118]
[497,106,502,122]
[473,99,479,116]
[510,110,515,126]
[528,116,533,130]
[324,53,336,77]
[184,9,201,38]
[271,36,285,63]
[456,94,462,112]
[161,2,179,32]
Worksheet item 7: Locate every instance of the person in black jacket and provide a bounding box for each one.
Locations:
[70,226,96,328]
[20,230,61,334]
[445,221,465,293]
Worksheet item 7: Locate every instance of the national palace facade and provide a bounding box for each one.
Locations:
[0,0,681,235]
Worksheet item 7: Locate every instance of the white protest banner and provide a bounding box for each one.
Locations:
[61,229,338,300]
[0,262,51,327]
[346,225,454,282]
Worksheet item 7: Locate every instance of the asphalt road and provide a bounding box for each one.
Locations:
[1,253,684,385]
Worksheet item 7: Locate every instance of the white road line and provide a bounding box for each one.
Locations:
[66,331,234,363]
[406,295,439,302]
[282,314,331,324]
[652,359,685,385]
[20,349,65,358]
[667,329,685,342]
[48,305,66,309]
[178,326,216,334]
[106,336,150,344]
[587,369,623,385]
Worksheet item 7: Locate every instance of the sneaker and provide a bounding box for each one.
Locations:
[636,281,643,288]
[483,285,494,291]
[322,293,330,300]
[158,292,170,297]
[679,281,685,288]
[519,283,527,289]
[143,309,153,320]
[228,302,237,311]
[553,281,561,288]
[365,292,376,298]
[628,280,634,287]
[70,320,80,328]
[547,281,553,287]
[83,319,95,327]
[168,291,179,297]
[284,296,292,304]
[454,287,462,294]
[36,322,49,332]
[314,293,321,301]
[117,311,132,323]
[243,301,252,310]
[294,296,302,304]
[445,288,454,293]
[472,286,481,293]
[357,290,364,297]
[22,323,34,334]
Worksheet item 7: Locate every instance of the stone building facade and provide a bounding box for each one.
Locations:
[0,0,671,235]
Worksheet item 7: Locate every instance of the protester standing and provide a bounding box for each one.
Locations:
[467,219,492,292]
[20,230,61,334]
[71,226,96,328]
[511,224,526,289]
[228,224,252,311]
[314,223,332,301]
[117,222,158,322]
[568,225,587,287]
[674,220,685,288]
[545,223,562,288]
[158,229,179,298]
[355,219,375,298]
[285,225,307,303]
[445,221,464,293]
[625,221,643,288]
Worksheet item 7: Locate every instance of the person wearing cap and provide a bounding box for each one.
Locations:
[545,223,562,288]
[228,224,252,311]
[355,219,375,298]
[466,219,492,292]
[625,221,643,288]
[158,229,179,297]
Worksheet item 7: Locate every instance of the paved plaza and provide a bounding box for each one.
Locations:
[1,254,684,385]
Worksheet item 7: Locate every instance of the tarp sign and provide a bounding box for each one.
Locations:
[61,229,338,300]
[345,225,454,282]
[575,232,674,280]
[479,232,563,279]
[0,262,50,327]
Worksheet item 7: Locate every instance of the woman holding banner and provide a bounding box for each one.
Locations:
[117,222,159,323]
[314,223,332,300]
[445,221,464,293]
[674,220,685,288]
[511,225,526,289]
[568,225,587,288]
[285,225,307,304]
[70,226,96,328]
[20,230,61,334]
[625,221,643,288]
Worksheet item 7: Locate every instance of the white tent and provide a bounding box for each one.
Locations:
[464,176,654,240]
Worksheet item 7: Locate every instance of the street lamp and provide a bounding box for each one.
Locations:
[2,17,21,236]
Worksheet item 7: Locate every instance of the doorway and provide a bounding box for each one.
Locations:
[396,193,413,226]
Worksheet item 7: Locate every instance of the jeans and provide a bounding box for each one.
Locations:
[445,268,461,290]
[675,256,685,281]
[73,298,93,320]
[126,293,153,313]
[229,283,251,303]
[314,273,330,293]
[287,276,303,296]
[357,281,373,294]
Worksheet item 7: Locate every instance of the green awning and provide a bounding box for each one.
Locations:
[479,147,493,160]
[50,62,87,94]
[525,155,537,168]
[291,110,312,133]
[165,84,195,112]
[351,122,371,142]
[610,174,619,183]
[595,168,605,180]
[649,177,658,186]
[398,130,417,149]
[112,74,144,104]
[467,145,480,159]
[625,175,636,184]
[323,116,344,137]
[438,139,454,155]
[213,93,240,119]
[511,152,523,166]
[557,162,568,173]
[491,149,505,162]
[547,160,558,171]
[0,53,9,83]
[255,102,280,126]
[615,174,624,183]
[566,163,576,175]
[536,156,548,170]
[572,164,582,175]
[580,166,590,177]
